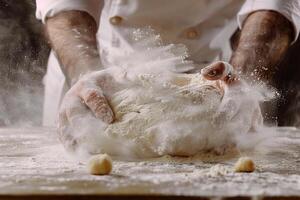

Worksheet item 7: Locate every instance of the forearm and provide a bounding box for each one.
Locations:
[46,11,101,85]
[230,11,294,85]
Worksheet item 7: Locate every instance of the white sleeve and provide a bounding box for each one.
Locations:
[35,0,103,24]
[237,0,300,42]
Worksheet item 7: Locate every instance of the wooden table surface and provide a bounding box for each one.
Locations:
[0,127,300,200]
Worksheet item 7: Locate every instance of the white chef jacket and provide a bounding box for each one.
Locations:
[36,0,300,126]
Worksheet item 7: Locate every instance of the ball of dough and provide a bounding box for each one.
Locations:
[87,154,113,175]
[234,157,255,173]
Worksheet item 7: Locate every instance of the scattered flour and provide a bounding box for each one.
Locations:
[1,127,300,196]
[207,164,230,177]
[59,28,285,160]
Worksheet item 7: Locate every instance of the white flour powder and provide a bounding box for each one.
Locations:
[60,28,269,159]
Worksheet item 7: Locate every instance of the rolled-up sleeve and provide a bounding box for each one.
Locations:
[36,0,103,24]
[238,0,300,42]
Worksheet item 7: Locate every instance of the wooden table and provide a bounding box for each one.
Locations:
[0,127,299,200]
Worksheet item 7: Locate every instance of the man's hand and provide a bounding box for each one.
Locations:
[230,11,294,85]
[229,11,294,123]
[202,61,263,132]
[58,71,115,151]
[60,72,114,124]
[45,11,115,126]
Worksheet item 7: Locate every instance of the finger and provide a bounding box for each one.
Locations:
[57,105,79,152]
[201,61,238,85]
[58,108,68,131]
[201,61,227,80]
[79,87,114,124]
[58,89,105,152]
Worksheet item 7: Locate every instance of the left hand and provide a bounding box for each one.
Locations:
[58,70,116,152]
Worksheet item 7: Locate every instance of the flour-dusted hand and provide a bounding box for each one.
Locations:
[201,61,263,132]
[61,72,114,123]
[58,71,116,151]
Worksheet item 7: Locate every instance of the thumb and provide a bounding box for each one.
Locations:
[79,86,114,124]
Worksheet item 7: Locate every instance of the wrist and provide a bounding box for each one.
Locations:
[230,48,277,85]
[229,11,293,86]
[67,58,104,86]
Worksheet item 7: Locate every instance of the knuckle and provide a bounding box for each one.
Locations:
[85,90,105,105]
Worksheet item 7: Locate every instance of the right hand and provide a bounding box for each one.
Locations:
[201,61,263,132]
[58,71,115,150]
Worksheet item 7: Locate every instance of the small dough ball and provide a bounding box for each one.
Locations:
[234,157,255,173]
[87,154,113,175]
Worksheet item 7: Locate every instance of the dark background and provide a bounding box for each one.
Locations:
[0,0,50,126]
[277,36,300,127]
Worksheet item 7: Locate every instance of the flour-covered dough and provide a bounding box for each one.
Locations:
[59,29,265,159]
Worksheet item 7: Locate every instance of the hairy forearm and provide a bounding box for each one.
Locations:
[46,11,101,85]
[230,11,294,85]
